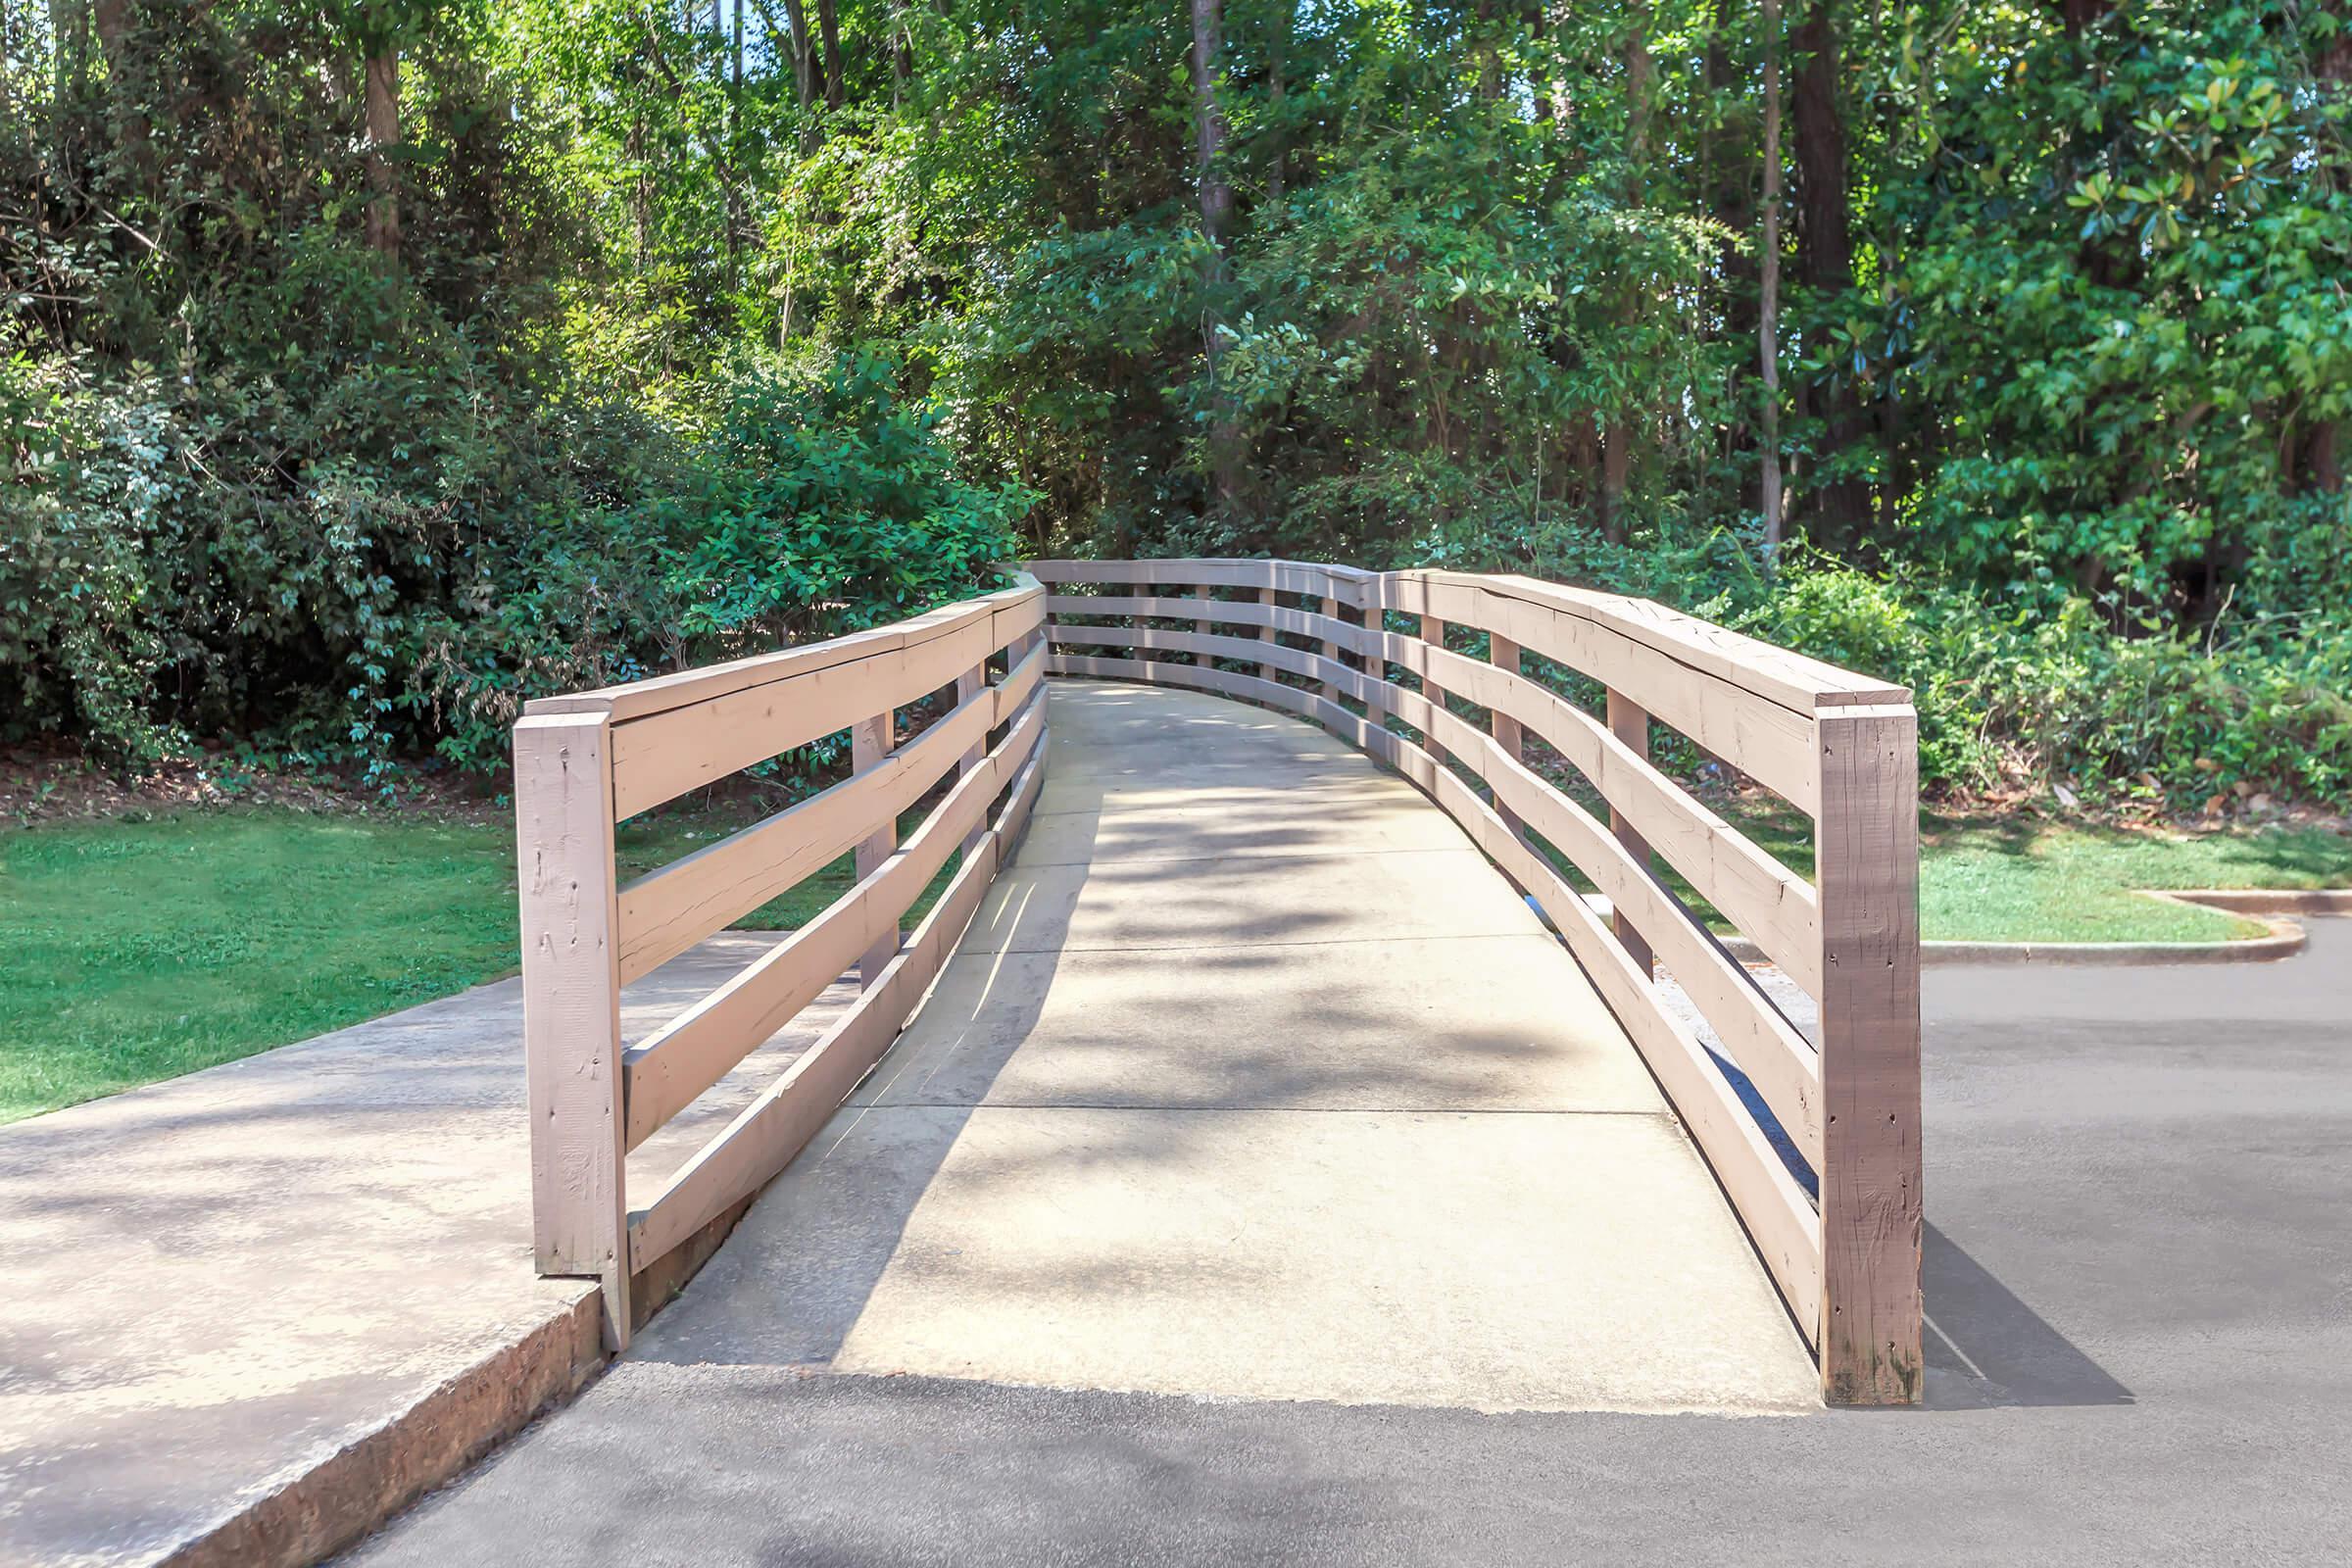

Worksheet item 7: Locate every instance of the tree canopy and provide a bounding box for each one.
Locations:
[4,1,2349,801]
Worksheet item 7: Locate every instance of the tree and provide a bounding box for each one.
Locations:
[1760,0,1785,560]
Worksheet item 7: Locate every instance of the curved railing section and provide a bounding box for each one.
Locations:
[1029,558,1923,1405]
[515,573,1048,1348]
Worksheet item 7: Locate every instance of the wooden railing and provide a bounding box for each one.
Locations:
[514,572,1048,1349]
[1029,558,1923,1405]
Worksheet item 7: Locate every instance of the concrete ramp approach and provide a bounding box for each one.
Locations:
[642,681,1816,1414]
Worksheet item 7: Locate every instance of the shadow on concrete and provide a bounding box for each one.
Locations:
[624,681,1696,1386]
[1921,1220,2132,1408]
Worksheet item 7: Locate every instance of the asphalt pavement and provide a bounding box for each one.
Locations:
[347,920,2352,1567]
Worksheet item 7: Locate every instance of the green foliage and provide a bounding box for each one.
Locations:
[1745,560,2352,805]
[1,5,1025,778]
[4,0,2350,807]
[1857,3,2352,622]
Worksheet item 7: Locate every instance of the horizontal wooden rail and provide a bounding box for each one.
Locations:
[1031,558,1921,1405]
[517,571,1047,1351]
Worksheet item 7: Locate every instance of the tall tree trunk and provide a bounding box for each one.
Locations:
[1760,0,1786,562]
[1791,0,1866,543]
[1707,0,1760,516]
[2054,0,2111,38]
[892,0,912,104]
[1267,2,1289,202]
[816,0,843,109]
[1189,0,1241,518]
[628,114,650,271]
[363,47,401,264]
[728,0,745,284]
[91,0,147,174]
[1599,3,1654,546]
[749,0,817,145]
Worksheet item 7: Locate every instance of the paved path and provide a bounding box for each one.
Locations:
[0,938,856,1567]
[348,679,2352,1564]
[355,906,2352,1565]
[522,683,1815,1414]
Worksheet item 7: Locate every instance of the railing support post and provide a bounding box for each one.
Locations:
[1319,594,1343,703]
[957,664,988,856]
[1420,614,1449,764]
[1359,602,1386,732]
[1815,703,1924,1405]
[854,710,899,987]
[1257,586,1278,685]
[1605,689,1655,976]
[1490,633,1524,839]
[514,710,632,1351]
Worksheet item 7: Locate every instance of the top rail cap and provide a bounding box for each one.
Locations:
[525,569,1042,723]
[1463,571,1911,713]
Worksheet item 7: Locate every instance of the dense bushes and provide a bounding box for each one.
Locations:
[7,2,2350,812]
[0,282,1026,777]
[1736,564,2352,808]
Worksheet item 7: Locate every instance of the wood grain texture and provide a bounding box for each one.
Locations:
[1814,703,1924,1405]
[1490,632,1525,839]
[612,656,1024,984]
[853,710,900,987]
[531,576,1042,723]
[1026,558,1373,597]
[627,725,1050,1272]
[1606,690,1656,976]
[514,711,632,1350]
[1257,586,1278,683]
[1420,613,1450,765]
[616,694,1047,1150]
[1447,570,1905,710]
[957,662,988,855]
[607,605,1036,819]
[1359,605,1387,730]
[1358,574,1823,813]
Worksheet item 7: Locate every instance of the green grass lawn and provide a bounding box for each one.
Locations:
[1692,802,2352,945]
[4,797,2346,1124]
[1,812,519,1123]
[0,802,958,1125]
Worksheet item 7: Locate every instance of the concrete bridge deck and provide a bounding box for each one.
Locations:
[566,680,1815,1413]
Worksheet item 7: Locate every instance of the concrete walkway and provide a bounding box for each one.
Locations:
[351,901,2352,1566]
[596,681,1817,1415]
[0,938,856,1567]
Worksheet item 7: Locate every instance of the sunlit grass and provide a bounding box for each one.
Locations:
[5,784,2345,1123]
[0,798,958,1124]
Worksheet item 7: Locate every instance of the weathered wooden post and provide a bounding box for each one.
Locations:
[1358,601,1387,731]
[1490,632,1523,839]
[1420,613,1449,764]
[1320,591,1344,704]
[1257,585,1278,684]
[957,664,988,855]
[514,709,632,1350]
[1604,690,1655,977]
[1814,701,1925,1405]
[854,710,898,986]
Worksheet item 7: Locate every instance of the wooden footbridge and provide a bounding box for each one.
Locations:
[516,560,1923,1407]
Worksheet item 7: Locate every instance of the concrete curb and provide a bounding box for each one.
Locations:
[171,1292,605,1568]
[163,1195,765,1568]
[1711,889,2348,968]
